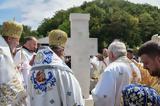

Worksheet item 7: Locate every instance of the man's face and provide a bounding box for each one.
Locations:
[141,54,160,77]
[127,52,133,59]
[108,51,115,63]
[27,39,38,52]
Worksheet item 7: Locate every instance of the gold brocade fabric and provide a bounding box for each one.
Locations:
[135,63,160,94]
[120,61,160,105]
[0,76,26,106]
[151,78,160,94]
[137,63,156,86]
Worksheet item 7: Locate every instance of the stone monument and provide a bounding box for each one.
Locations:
[65,13,97,99]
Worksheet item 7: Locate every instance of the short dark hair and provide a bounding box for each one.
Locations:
[138,41,160,57]
[23,36,37,44]
[127,48,133,53]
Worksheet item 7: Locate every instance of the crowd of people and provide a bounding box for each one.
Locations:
[0,21,84,106]
[0,20,160,106]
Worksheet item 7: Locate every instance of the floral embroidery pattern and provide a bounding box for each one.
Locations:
[0,77,26,106]
[34,49,53,65]
[122,84,160,106]
[0,84,16,105]
[42,50,53,64]
[31,70,56,94]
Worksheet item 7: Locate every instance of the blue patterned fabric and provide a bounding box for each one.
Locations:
[33,46,64,67]
[30,70,56,93]
[34,48,53,65]
[122,84,160,106]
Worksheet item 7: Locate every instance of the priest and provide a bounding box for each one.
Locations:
[28,29,84,106]
[0,21,26,106]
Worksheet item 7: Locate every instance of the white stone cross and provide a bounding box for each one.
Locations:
[65,13,97,99]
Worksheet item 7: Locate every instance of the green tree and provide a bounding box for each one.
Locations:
[36,0,160,50]
[139,12,156,42]
[20,25,38,44]
[58,20,70,37]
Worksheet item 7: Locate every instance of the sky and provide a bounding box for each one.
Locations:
[0,0,160,30]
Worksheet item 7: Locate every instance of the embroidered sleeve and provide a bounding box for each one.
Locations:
[0,75,26,105]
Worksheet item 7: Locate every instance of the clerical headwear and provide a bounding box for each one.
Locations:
[1,21,23,39]
[49,29,68,47]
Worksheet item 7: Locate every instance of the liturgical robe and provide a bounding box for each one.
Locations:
[28,47,84,106]
[92,56,141,106]
[0,36,26,106]
[14,47,35,88]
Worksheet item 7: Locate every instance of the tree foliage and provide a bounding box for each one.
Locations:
[20,25,39,44]
[1,0,160,51]
[36,0,160,51]
[0,25,2,35]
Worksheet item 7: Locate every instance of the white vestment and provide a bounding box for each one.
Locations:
[28,47,84,106]
[90,56,107,91]
[14,48,34,106]
[0,36,26,106]
[90,56,107,78]
[92,56,141,106]
[14,47,35,88]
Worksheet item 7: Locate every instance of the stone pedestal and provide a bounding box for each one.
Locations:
[85,95,94,106]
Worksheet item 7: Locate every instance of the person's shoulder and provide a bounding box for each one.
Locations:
[105,61,130,74]
[104,62,120,72]
[52,61,73,73]
[15,48,21,55]
[130,61,140,71]
[108,61,127,68]
[59,63,73,72]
